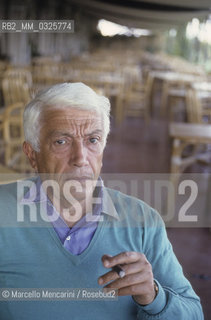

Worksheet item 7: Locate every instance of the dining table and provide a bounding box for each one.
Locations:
[145,70,205,117]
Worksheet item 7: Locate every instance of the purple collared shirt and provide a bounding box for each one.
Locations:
[21,177,103,255]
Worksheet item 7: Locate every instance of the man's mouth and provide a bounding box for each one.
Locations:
[62,175,94,182]
[70,176,92,181]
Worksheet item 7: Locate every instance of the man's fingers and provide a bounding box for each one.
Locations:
[98,261,143,285]
[100,252,155,305]
[118,261,144,276]
[98,269,119,285]
[103,272,148,290]
[102,252,145,268]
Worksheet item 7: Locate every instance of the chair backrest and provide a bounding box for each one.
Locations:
[186,89,203,124]
[2,76,31,106]
[1,102,32,172]
[5,68,33,86]
[3,102,24,144]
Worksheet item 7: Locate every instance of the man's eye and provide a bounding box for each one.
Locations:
[89,137,98,144]
[55,140,66,145]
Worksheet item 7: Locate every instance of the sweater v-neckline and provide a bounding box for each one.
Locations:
[46,214,108,265]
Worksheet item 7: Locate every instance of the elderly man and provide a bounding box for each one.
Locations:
[0,83,203,319]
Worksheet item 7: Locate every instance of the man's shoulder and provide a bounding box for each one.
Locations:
[0,177,39,227]
[0,177,37,201]
[104,187,163,227]
[105,187,147,206]
[0,180,18,198]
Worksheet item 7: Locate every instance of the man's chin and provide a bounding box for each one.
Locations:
[41,174,95,184]
[61,177,96,187]
[65,177,92,183]
[40,174,97,198]
[62,178,96,196]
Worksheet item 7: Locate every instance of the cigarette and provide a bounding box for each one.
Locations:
[112,265,125,278]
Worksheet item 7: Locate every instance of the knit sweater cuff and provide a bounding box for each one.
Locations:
[133,280,167,315]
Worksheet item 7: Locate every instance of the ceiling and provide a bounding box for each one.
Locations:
[69,0,211,30]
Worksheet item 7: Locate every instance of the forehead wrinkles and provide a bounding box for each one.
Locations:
[40,110,103,137]
[62,118,102,136]
[41,108,102,123]
[50,116,102,129]
[62,117,100,125]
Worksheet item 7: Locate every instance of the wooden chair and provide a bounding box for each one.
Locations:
[2,102,32,173]
[186,88,211,124]
[32,58,67,89]
[170,123,210,171]
[161,80,189,121]
[2,78,31,106]
[2,68,32,106]
[122,81,149,122]
[168,121,211,222]
[169,122,211,197]
[4,67,33,87]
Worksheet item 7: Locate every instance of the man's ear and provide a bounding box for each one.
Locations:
[23,141,38,171]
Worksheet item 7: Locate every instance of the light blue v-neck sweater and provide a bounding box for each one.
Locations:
[0,180,204,319]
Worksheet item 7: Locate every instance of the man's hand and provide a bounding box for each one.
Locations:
[98,251,156,305]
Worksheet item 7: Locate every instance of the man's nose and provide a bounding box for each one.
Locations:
[71,140,89,167]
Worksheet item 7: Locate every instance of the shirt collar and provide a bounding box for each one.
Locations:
[20,177,48,204]
[20,176,119,221]
[101,187,119,220]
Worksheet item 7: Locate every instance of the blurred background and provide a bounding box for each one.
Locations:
[0,0,210,318]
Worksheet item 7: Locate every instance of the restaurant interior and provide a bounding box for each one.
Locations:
[0,0,210,318]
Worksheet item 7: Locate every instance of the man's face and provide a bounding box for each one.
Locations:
[24,107,105,197]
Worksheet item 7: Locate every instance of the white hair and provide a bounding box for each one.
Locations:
[23,82,111,151]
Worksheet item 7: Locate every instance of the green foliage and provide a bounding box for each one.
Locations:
[164,24,211,72]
